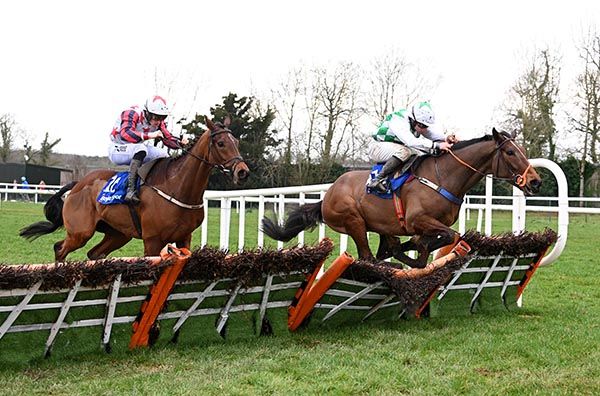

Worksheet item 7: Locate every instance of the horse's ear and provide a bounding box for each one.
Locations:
[492,127,503,143]
[205,116,215,131]
[223,116,231,128]
[510,129,517,139]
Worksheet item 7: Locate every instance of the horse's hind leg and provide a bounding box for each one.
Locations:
[345,218,375,261]
[55,214,99,262]
[87,231,132,260]
[54,230,94,262]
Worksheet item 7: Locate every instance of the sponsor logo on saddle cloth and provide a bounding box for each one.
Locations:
[97,172,140,205]
[366,164,413,199]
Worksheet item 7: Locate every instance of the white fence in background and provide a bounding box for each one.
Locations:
[0,159,583,265]
[0,183,61,203]
[199,158,571,266]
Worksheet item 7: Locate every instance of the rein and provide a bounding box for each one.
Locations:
[447,138,532,188]
[148,129,243,210]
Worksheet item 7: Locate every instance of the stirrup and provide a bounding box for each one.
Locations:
[368,178,390,193]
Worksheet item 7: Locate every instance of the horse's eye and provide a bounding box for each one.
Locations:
[507,149,514,155]
[217,141,225,148]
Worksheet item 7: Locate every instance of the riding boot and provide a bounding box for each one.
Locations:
[367,156,404,193]
[124,158,143,204]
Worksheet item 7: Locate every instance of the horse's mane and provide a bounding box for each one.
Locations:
[451,130,512,151]
[450,135,493,151]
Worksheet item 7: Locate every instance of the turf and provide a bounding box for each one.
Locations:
[0,201,598,395]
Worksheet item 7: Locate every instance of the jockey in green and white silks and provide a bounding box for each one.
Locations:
[367,101,457,193]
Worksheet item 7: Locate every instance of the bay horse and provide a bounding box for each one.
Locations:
[20,118,249,261]
[262,128,542,267]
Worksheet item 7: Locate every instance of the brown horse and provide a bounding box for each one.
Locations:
[262,128,542,267]
[20,118,249,261]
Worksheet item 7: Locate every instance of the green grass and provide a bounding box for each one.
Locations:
[1,201,599,395]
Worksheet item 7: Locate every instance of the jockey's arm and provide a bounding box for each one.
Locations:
[117,110,160,143]
[421,124,446,142]
[388,118,439,154]
[422,126,457,153]
[159,123,189,149]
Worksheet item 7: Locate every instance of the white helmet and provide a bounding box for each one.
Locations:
[144,95,169,116]
[410,101,435,126]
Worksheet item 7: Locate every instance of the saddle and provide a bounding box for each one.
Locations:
[366,168,414,199]
[96,159,162,205]
[137,158,161,183]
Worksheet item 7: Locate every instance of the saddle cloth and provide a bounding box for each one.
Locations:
[97,172,140,205]
[366,164,413,199]
[96,159,160,205]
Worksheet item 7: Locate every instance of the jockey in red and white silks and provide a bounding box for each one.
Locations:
[108,97,181,166]
[107,95,186,204]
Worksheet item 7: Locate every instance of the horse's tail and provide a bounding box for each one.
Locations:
[19,181,77,241]
[261,201,323,242]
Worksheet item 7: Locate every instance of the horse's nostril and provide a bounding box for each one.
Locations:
[530,179,541,192]
[237,170,249,180]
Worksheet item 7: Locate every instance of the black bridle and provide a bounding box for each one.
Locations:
[182,129,244,177]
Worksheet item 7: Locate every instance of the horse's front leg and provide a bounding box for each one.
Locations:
[143,238,166,256]
[175,234,192,250]
[389,236,430,268]
[409,217,458,263]
[376,235,393,260]
[377,235,419,263]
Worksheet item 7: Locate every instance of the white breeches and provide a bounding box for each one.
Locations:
[107,142,169,165]
[368,141,416,163]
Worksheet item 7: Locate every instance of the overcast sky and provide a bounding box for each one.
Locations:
[1,0,599,157]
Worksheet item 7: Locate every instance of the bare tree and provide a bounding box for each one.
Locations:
[0,113,17,162]
[271,68,303,166]
[302,67,323,164]
[365,50,439,124]
[146,66,203,137]
[38,132,62,166]
[571,27,600,197]
[313,62,364,164]
[504,47,561,160]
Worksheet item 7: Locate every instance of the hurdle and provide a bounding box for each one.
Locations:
[0,239,333,356]
[286,229,558,328]
[0,230,558,356]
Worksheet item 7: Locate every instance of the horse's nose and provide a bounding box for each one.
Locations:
[530,178,542,193]
[236,168,249,183]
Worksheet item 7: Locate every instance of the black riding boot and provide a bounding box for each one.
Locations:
[367,156,404,193]
[124,156,143,204]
